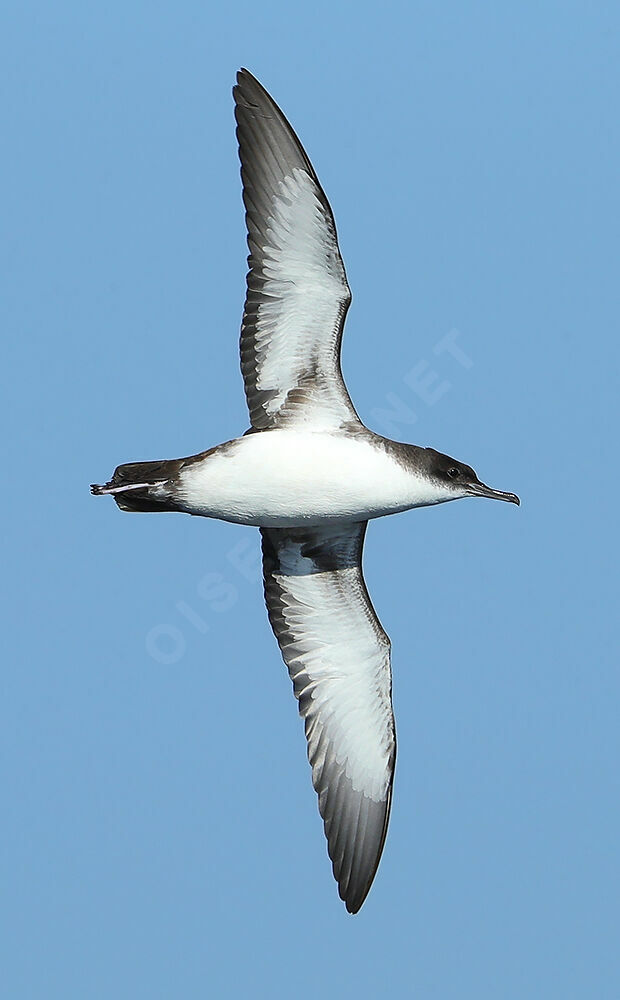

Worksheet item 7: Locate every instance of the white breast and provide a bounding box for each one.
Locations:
[178,430,437,527]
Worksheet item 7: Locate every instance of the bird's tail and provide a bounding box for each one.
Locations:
[90,458,182,512]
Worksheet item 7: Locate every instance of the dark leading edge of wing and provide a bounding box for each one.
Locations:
[233,69,359,431]
[261,523,396,913]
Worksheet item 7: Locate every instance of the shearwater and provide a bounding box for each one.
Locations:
[92,69,519,913]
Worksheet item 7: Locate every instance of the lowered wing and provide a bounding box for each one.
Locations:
[261,522,396,912]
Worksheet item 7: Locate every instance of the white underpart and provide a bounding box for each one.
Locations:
[178,430,446,527]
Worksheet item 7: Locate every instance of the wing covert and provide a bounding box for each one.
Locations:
[260,522,396,913]
[234,69,359,431]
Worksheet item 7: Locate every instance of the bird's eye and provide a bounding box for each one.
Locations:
[447,468,460,479]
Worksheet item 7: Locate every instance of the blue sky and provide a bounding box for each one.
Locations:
[2,2,618,997]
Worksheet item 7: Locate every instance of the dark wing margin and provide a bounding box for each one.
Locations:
[260,522,396,913]
[233,69,359,431]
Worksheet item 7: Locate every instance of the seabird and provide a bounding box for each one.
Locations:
[92,69,519,913]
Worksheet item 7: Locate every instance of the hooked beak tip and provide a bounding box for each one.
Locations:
[469,483,520,505]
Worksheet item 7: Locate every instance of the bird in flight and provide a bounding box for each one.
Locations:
[92,69,519,913]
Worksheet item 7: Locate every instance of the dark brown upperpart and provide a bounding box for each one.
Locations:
[90,440,239,513]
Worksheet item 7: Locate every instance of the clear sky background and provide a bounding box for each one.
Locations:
[2,2,618,997]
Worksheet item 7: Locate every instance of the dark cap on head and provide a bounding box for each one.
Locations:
[424,447,520,505]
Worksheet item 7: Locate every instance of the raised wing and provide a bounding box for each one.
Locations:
[261,522,396,913]
[234,69,360,431]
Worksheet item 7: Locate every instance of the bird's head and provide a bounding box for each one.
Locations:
[422,447,520,506]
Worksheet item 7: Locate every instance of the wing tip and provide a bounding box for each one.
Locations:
[341,881,371,914]
[234,67,268,107]
[332,768,396,915]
